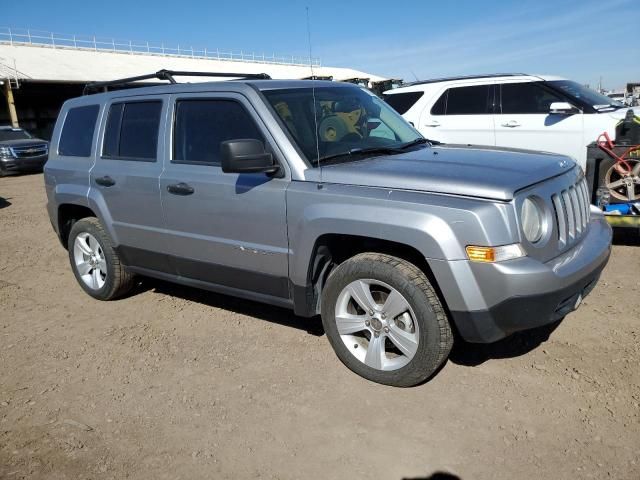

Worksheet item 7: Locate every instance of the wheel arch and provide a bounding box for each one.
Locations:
[57,190,118,249]
[291,233,450,319]
[57,203,98,249]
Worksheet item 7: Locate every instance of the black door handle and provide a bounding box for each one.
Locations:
[167,182,195,196]
[95,175,116,187]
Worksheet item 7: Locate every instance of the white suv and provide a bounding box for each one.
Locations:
[383,74,639,169]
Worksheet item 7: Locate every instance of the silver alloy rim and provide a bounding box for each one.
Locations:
[73,232,107,290]
[604,160,640,201]
[335,279,419,371]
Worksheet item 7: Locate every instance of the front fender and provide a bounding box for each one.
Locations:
[286,182,518,288]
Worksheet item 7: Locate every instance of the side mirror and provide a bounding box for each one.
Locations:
[549,102,577,115]
[221,139,279,174]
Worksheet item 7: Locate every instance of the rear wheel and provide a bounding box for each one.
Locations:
[321,253,452,387]
[68,217,134,300]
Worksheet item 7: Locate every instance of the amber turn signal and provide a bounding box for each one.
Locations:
[466,244,525,263]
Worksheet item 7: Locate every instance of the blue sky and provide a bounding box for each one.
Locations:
[4,0,638,89]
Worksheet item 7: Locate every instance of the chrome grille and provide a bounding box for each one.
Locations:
[10,144,48,158]
[551,177,590,248]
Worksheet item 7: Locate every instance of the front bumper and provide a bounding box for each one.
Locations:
[0,154,48,173]
[438,215,612,343]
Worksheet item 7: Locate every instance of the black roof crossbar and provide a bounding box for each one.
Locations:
[83,69,271,94]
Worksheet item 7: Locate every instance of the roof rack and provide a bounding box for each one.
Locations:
[83,69,271,94]
[406,73,529,86]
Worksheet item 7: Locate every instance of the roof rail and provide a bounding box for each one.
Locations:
[406,73,529,86]
[83,69,271,94]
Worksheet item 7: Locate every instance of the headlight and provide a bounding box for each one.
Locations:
[521,196,545,243]
[0,146,12,157]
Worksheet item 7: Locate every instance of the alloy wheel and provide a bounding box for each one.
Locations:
[334,279,419,371]
[73,232,107,290]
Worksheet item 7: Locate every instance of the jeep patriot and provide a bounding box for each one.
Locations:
[44,73,612,386]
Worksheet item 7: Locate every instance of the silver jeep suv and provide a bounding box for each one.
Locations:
[44,71,612,386]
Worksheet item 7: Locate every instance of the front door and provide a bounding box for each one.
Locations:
[159,93,290,299]
[494,82,584,161]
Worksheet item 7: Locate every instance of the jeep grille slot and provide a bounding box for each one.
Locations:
[552,177,590,249]
[552,194,566,247]
[570,186,582,235]
[563,190,575,240]
[578,179,590,230]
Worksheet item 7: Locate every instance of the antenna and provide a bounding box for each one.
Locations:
[306,6,321,176]
[409,69,419,82]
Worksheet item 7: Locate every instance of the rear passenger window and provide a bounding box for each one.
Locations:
[445,85,491,115]
[173,99,264,165]
[58,105,100,157]
[384,91,424,115]
[102,101,162,160]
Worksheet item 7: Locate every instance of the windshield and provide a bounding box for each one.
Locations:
[547,80,625,110]
[262,86,423,166]
[0,128,32,141]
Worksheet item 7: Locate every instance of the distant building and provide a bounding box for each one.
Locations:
[0,27,387,138]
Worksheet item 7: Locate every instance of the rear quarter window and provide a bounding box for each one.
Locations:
[384,91,424,115]
[58,105,100,157]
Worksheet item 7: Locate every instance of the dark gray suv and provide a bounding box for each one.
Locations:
[0,126,49,175]
[44,73,612,386]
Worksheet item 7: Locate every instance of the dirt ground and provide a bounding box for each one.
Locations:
[0,173,639,480]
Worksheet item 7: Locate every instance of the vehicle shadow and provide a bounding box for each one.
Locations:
[0,197,11,209]
[135,277,325,336]
[0,170,44,179]
[612,227,640,246]
[131,276,563,358]
[403,472,461,480]
[449,321,561,367]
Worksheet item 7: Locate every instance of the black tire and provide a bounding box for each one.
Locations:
[321,253,453,387]
[67,217,135,300]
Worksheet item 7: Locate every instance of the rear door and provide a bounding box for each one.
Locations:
[89,96,172,273]
[159,93,290,299]
[494,82,584,160]
[419,84,496,146]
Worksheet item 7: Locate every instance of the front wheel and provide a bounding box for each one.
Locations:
[321,253,453,387]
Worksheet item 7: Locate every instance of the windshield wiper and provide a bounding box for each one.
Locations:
[317,137,435,164]
[398,137,432,149]
[318,146,405,164]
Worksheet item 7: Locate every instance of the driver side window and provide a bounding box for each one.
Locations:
[173,99,264,165]
[500,83,564,114]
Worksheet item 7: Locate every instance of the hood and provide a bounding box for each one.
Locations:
[316,144,576,201]
[0,138,49,148]
[608,107,640,120]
